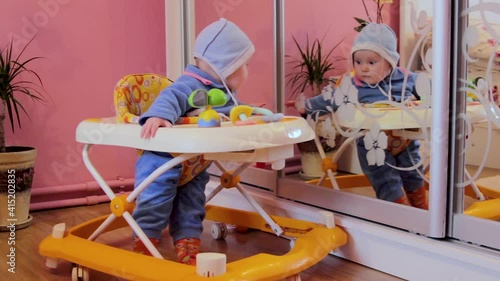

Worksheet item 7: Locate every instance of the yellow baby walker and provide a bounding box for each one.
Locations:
[39,74,348,280]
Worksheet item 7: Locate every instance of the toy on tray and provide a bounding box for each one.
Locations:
[188,88,228,127]
[184,88,284,127]
[230,105,284,126]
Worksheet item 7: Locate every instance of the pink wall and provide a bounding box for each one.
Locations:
[195,0,276,111]
[283,0,400,115]
[194,0,399,115]
[1,0,166,188]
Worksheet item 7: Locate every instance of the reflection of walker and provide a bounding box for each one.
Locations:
[308,103,436,191]
[308,103,500,220]
[39,77,347,280]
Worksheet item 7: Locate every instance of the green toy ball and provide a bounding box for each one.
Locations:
[189,89,228,108]
[188,89,228,128]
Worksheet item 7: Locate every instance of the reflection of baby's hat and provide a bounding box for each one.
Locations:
[194,18,255,81]
[351,23,399,68]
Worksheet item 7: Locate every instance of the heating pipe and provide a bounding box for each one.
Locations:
[30,194,114,211]
[30,178,135,211]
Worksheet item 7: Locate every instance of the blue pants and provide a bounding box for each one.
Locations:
[357,139,424,202]
[132,151,209,242]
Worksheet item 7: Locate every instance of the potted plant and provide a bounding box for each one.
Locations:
[286,34,345,179]
[0,38,44,231]
[286,35,344,100]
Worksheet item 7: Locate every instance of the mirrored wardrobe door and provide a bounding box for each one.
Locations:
[193,0,279,190]
[450,0,500,250]
[277,0,449,237]
[194,0,276,112]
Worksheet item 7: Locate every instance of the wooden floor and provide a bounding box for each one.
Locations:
[0,203,403,281]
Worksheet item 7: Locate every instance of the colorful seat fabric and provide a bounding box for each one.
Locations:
[113,74,211,185]
[114,74,173,124]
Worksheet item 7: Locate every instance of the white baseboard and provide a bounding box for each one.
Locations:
[206,178,500,281]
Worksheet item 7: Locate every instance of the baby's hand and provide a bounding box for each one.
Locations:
[140,117,173,139]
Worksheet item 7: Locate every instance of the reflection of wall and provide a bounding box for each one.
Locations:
[282,0,399,115]
[399,0,433,71]
[193,0,399,115]
[195,0,276,111]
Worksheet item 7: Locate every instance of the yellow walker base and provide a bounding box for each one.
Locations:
[39,204,347,281]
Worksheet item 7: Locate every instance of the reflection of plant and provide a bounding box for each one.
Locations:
[286,35,345,100]
[354,0,393,32]
[0,38,45,152]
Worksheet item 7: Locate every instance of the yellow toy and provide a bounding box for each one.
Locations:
[39,73,347,280]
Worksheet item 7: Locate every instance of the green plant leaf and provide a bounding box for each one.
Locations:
[354,17,368,24]
[0,36,45,139]
[286,34,345,99]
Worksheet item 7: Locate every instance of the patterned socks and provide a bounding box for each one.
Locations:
[407,186,429,210]
[133,237,201,265]
[394,195,411,206]
[175,238,201,266]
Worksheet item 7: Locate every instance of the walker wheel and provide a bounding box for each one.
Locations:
[71,264,89,281]
[211,223,228,240]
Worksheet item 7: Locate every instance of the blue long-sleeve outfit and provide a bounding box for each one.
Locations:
[139,65,237,124]
[305,68,424,201]
[133,64,238,241]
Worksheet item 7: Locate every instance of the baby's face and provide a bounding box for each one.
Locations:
[353,50,392,85]
[226,57,251,91]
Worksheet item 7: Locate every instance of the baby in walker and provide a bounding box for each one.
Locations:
[133,18,255,265]
[298,23,428,209]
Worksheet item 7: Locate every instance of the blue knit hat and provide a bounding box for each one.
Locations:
[194,18,255,81]
[351,23,400,69]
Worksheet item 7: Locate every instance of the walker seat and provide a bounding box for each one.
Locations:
[114,73,172,124]
[113,73,211,185]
